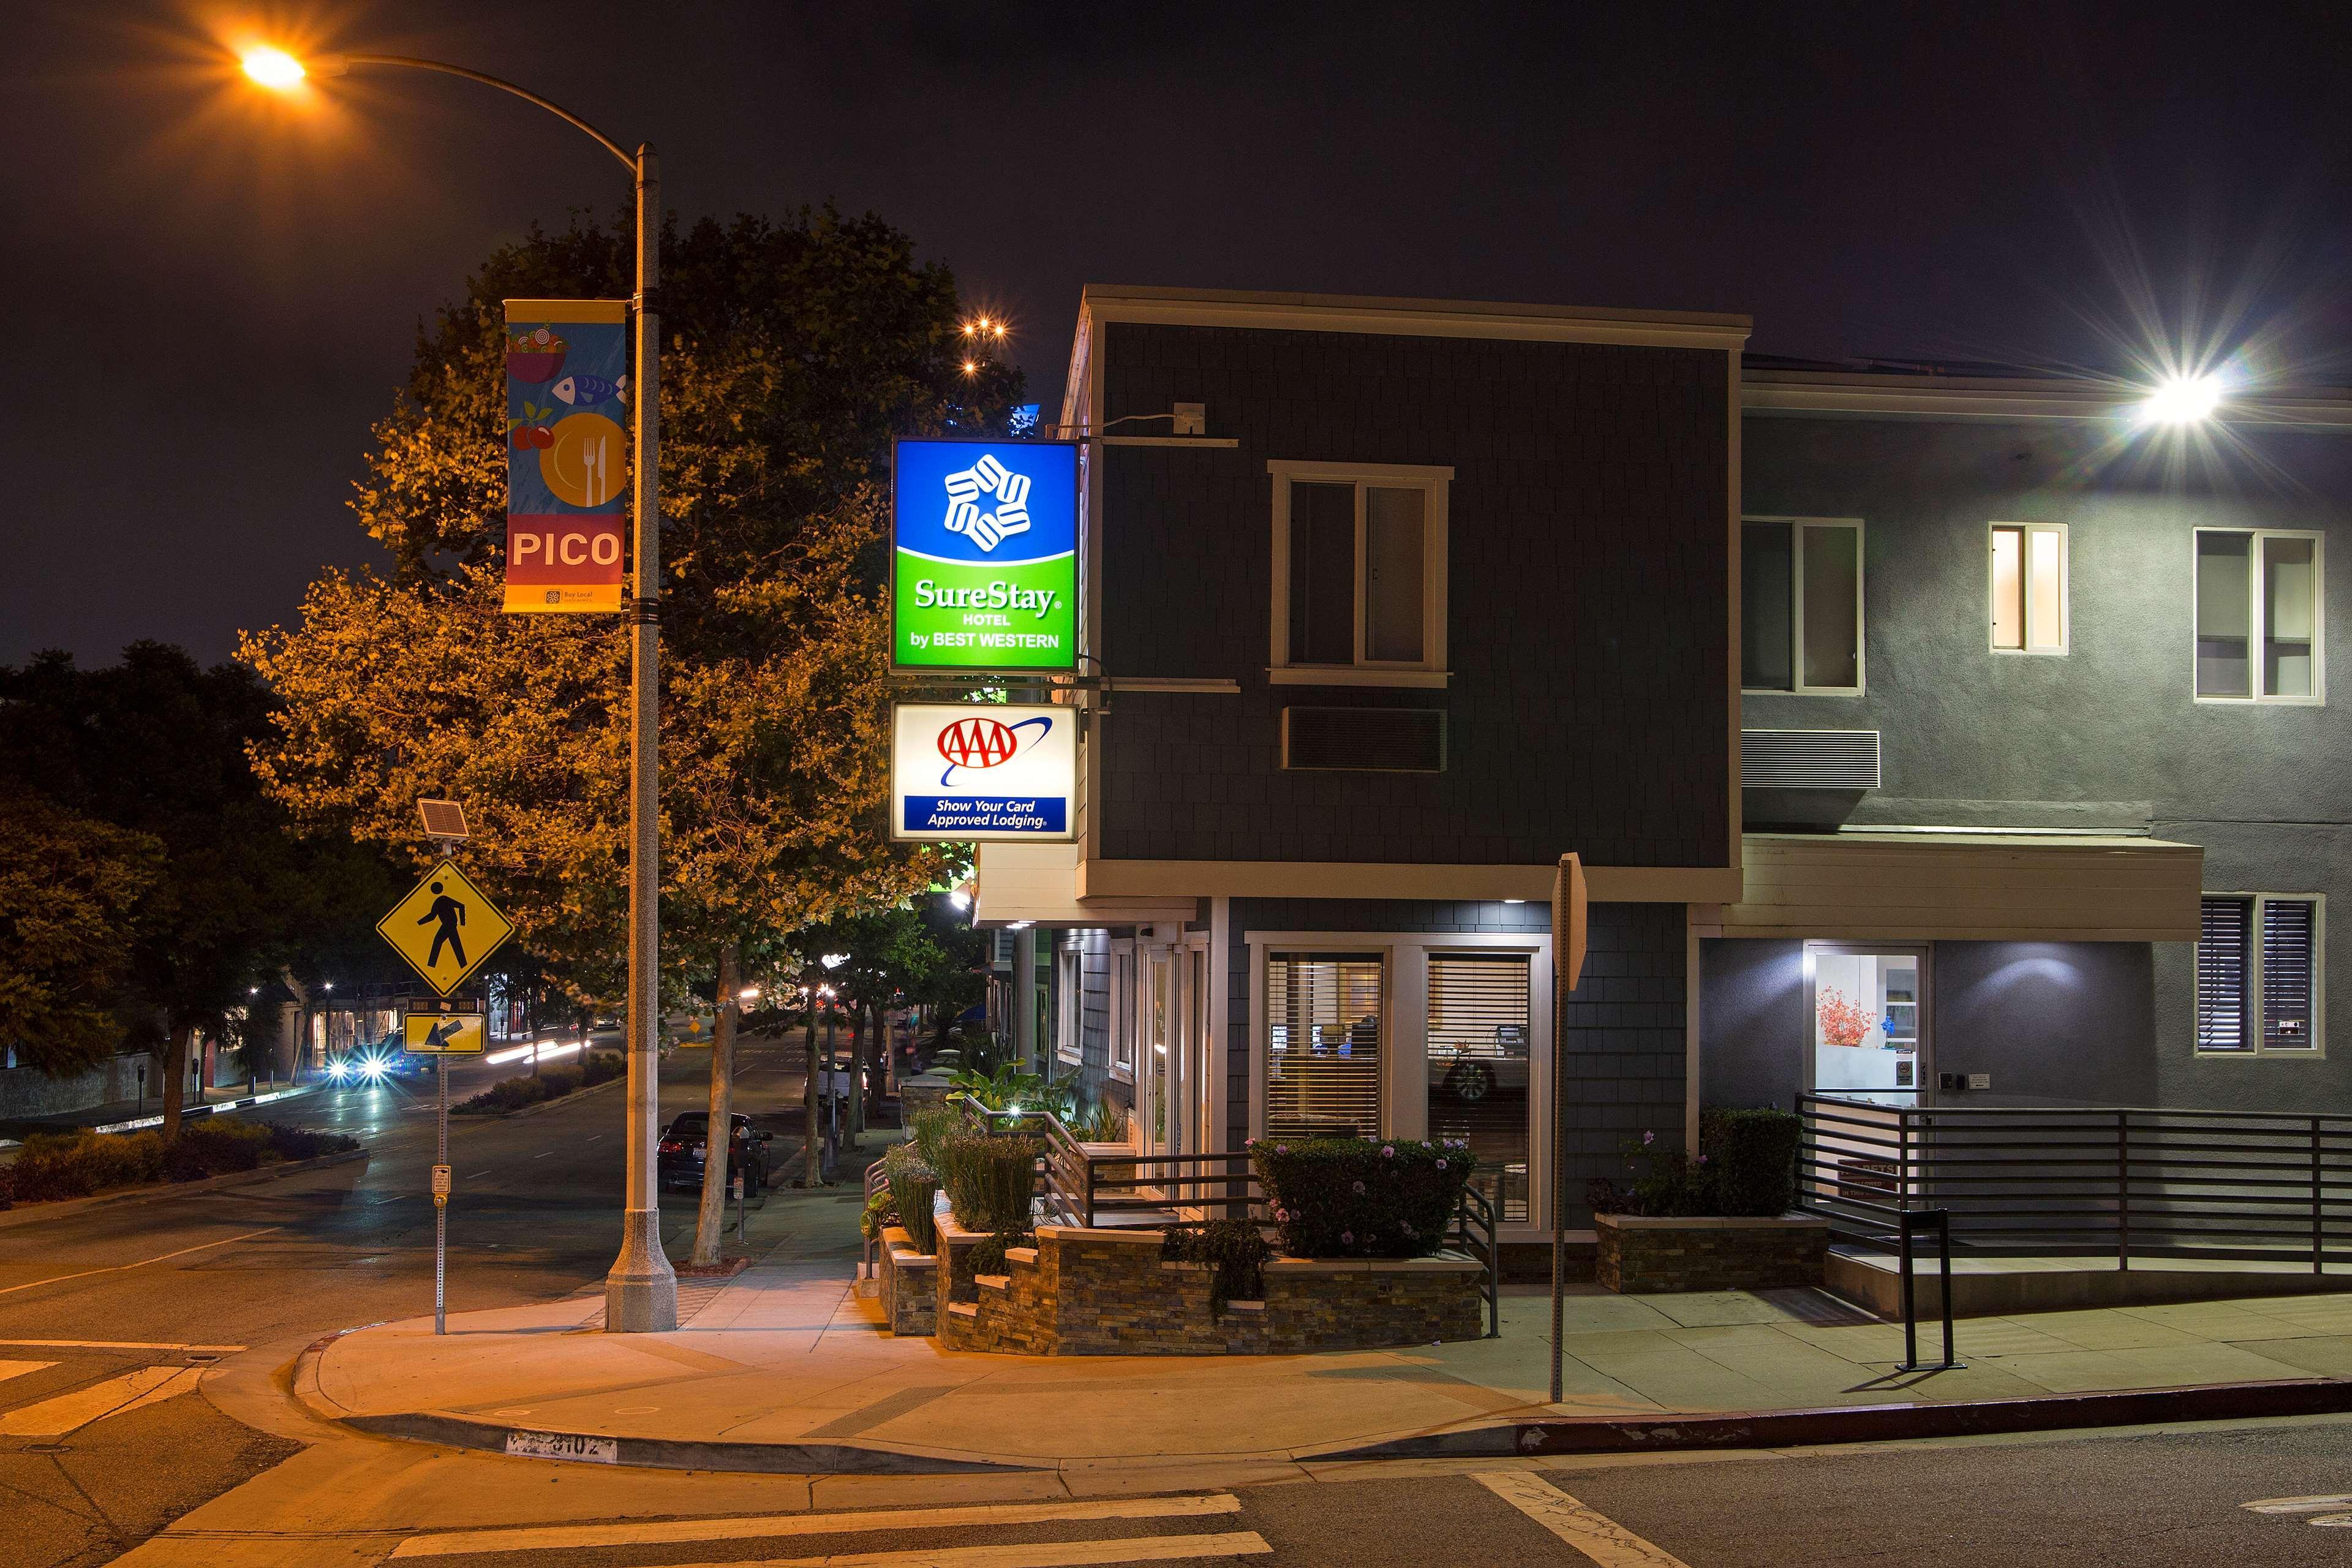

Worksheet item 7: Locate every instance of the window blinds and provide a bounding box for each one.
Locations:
[1265,953,1384,1138]
[2197,897,2253,1052]
[1427,954,1531,1058]
[2263,899,2318,1050]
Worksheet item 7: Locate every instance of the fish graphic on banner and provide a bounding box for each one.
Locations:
[503,300,629,613]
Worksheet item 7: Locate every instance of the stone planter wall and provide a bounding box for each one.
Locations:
[877,1226,937,1336]
[1595,1212,1827,1293]
[924,1219,1487,1355]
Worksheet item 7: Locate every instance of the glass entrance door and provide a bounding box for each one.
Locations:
[1425,952,1534,1222]
[1806,943,1929,1103]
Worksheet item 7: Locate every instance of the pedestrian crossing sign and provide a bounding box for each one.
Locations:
[377,859,514,997]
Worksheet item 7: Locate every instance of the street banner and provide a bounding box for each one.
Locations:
[377,859,516,997]
[891,439,1079,670]
[891,703,1077,840]
[503,300,629,613]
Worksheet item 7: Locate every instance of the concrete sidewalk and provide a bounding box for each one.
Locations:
[297,1255,2352,1474]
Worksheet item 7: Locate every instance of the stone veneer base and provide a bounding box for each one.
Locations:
[1594,1212,1828,1293]
[916,1218,1486,1355]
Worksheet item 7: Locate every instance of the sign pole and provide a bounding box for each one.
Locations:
[604,141,679,1333]
[1550,853,1589,1406]
[434,1052,448,1335]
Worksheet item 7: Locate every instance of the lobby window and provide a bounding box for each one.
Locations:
[2197,894,2324,1055]
[1110,944,1136,1080]
[1991,522,2068,654]
[1056,948,1082,1065]
[1268,461,1451,685]
[1264,951,1384,1137]
[1743,517,1863,695]
[1427,952,1532,1222]
[2196,529,2323,703]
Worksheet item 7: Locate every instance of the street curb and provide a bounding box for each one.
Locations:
[334,1411,1037,1476]
[453,1071,627,1123]
[1307,1376,2352,1462]
[0,1147,371,1231]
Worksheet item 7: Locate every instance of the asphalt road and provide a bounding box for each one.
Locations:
[0,1028,831,1568]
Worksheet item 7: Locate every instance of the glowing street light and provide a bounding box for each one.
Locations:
[2140,374,2223,426]
[237,40,677,1335]
[239,47,306,88]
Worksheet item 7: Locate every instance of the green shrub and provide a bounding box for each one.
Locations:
[262,1123,360,1161]
[1250,1137,1476,1259]
[1702,1107,1800,1216]
[935,1131,1040,1233]
[538,1065,582,1098]
[861,1184,899,1241]
[947,1062,1079,1121]
[2,1129,166,1202]
[580,1051,624,1086]
[965,1227,1033,1277]
[1074,1097,1127,1144]
[1162,1219,1272,1316]
[883,1148,941,1254]
[908,1106,965,1172]
[163,1120,270,1182]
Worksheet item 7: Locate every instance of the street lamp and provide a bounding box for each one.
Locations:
[241,45,677,1333]
[2139,373,2223,426]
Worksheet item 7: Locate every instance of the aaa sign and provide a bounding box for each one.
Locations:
[377,860,514,997]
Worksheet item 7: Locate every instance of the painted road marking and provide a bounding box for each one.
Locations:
[2245,1494,2352,1527]
[0,1360,56,1385]
[625,1537,1267,1568]
[1477,1471,1692,1567]
[0,1227,282,1297]
[0,1364,204,1437]
[393,1494,1245,1558]
[0,1340,244,1352]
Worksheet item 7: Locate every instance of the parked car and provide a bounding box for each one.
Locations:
[657,1111,771,1196]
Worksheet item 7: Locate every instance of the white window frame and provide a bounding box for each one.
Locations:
[1741,514,1866,697]
[1244,930,1556,1239]
[1989,521,2069,656]
[2193,527,2326,706]
[2196,892,2327,1059]
[1055,946,1083,1066]
[1107,938,1135,1082]
[1267,459,1452,688]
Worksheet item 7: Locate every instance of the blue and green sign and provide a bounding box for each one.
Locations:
[892,439,1079,671]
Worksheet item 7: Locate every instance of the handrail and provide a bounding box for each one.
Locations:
[1452,1183,1501,1337]
[861,1158,889,1281]
[1795,1093,2352,1272]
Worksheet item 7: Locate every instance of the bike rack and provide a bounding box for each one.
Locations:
[1896,1207,1964,1373]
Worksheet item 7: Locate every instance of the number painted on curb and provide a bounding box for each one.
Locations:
[503,1430,618,1463]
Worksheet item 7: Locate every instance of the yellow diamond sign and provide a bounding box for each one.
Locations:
[377,859,514,997]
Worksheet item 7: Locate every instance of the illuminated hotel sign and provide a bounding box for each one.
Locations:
[890,703,1077,841]
[891,439,1079,671]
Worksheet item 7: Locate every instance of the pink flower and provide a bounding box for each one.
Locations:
[1436,1158,1447,1170]
[1381,1145,1395,1158]
[1643,1130,1656,1145]
[1351,1180,1366,1194]
[1340,1231,1354,1244]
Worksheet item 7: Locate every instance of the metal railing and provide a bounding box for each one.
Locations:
[1450,1182,1502,1336]
[959,1099,1261,1227]
[1798,1093,2352,1270]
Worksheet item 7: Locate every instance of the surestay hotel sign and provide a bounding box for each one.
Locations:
[891,438,1079,671]
[891,704,1076,842]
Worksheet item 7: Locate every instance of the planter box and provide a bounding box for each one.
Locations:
[1595,1212,1826,1294]
[877,1225,937,1336]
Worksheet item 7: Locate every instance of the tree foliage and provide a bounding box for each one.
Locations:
[0,791,160,1075]
[244,209,1022,1007]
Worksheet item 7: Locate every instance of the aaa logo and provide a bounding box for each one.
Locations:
[936,714,1052,785]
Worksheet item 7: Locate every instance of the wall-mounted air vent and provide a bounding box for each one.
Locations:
[1282,707,1447,773]
[1741,728,1882,790]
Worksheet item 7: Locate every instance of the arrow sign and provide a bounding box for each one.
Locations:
[377,859,514,998]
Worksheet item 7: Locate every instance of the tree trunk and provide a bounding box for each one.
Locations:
[800,979,823,1185]
[160,1025,188,1140]
[691,943,739,1267]
[847,1002,868,1144]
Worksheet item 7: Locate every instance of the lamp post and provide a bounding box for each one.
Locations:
[242,47,677,1332]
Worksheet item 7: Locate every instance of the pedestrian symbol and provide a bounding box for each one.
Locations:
[378,859,513,997]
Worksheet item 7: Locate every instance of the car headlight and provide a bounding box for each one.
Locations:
[361,1057,389,1082]
[328,1061,352,1082]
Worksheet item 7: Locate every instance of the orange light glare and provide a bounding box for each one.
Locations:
[242,47,306,88]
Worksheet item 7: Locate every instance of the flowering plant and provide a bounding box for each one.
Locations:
[1248,1136,1476,1259]
[1815,986,1881,1049]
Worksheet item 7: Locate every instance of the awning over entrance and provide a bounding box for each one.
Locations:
[971,840,1199,927]
[1706,832,2204,942]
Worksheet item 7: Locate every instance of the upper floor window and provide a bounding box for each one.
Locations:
[1991,522,2068,655]
[1743,517,1863,695]
[1268,461,1451,687]
[2197,894,2324,1055]
[2196,529,2323,703]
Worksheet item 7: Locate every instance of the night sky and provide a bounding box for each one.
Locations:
[6,1,2349,667]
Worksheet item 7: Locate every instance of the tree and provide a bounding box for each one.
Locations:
[243,208,1019,1257]
[0,646,373,1131]
[0,792,161,1076]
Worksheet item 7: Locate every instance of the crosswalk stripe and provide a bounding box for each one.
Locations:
[0,1360,55,1386]
[2246,1494,2352,1513]
[0,1364,203,1437]
[1476,1471,1692,1568]
[391,1494,1243,1559]
[636,1535,1269,1568]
